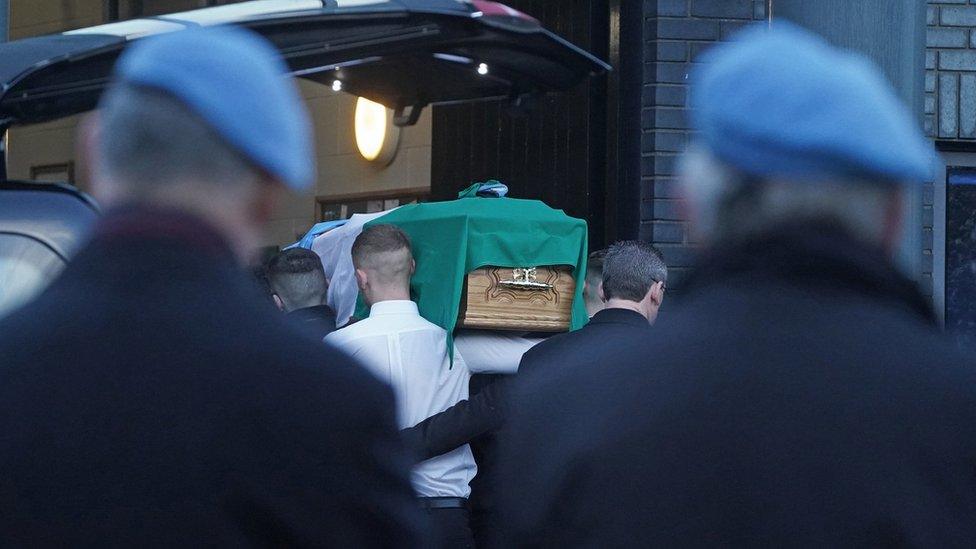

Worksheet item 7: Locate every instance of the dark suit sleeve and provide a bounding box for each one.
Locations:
[324,378,427,547]
[400,375,510,462]
[493,366,582,546]
[283,343,426,546]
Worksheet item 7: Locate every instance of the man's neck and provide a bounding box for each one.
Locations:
[603,299,649,322]
[104,197,254,264]
[366,288,411,306]
[95,203,235,260]
[287,301,327,313]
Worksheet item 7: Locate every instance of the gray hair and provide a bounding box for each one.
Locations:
[602,240,667,302]
[679,146,901,246]
[96,84,262,196]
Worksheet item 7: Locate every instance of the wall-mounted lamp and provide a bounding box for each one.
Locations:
[354,97,400,165]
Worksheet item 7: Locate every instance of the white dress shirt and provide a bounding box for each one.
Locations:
[454,329,544,374]
[325,300,476,498]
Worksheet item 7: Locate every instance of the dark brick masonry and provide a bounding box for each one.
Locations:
[641,0,766,288]
[642,1,944,298]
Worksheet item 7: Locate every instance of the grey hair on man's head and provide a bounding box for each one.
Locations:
[678,146,902,247]
[602,240,667,302]
[96,84,263,195]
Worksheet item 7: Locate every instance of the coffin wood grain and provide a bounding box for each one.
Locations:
[458,265,576,332]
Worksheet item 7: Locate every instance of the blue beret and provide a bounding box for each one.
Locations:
[112,26,314,191]
[690,22,932,184]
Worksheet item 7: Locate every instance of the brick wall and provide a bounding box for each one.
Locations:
[928,1,976,140]
[641,0,767,287]
[643,1,939,298]
[923,0,976,299]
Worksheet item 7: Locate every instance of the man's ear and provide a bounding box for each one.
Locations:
[249,180,281,226]
[80,112,122,206]
[597,282,607,303]
[409,258,417,276]
[272,294,285,312]
[76,112,98,191]
[648,281,665,306]
[881,190,905,255]
[354,268,368,291]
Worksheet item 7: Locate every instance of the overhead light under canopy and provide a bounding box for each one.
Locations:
[355,97,400,165]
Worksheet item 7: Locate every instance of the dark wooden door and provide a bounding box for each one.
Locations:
[431,0,629,248]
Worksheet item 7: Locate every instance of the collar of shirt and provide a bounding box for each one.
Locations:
[369,300,420,317]
[93,204,234,260]
[589,307,649,328]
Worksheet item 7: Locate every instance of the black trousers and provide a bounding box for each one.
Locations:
[422,507,475,549]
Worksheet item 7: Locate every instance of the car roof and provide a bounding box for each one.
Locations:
[0,182,99,259]
[0,0,610,129]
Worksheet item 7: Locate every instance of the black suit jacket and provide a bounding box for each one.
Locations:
[0,208,422,546]
[517,308,650,381]
[497,223,976,547]
[401,309,650,543]
[286,304,338,340]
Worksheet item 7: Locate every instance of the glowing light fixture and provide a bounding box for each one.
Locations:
[354,97,400,165]
[477,62,489,75]
[331,80,342,92]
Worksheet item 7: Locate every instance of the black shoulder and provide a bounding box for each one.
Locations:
[282,334,393,410]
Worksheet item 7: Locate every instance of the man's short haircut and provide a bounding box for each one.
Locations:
[586,249,607,285]
[351,224,413,287]
[266,248,328,311]
[96,84,262,194]
[602,240,668,302]
[251,264,276,305]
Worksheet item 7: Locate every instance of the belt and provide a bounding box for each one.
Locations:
[418,497,468,510]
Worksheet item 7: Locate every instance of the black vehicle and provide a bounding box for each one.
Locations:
[0,182,98,317]
[0,0,609,318]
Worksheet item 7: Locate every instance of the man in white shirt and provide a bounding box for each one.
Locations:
[325,224,476,548]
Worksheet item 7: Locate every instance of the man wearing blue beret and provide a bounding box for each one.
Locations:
[0,27,422,545]
[495,23,976,546]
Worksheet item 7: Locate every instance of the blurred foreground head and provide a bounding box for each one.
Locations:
[83,26,314,262]
[680,23,932,256]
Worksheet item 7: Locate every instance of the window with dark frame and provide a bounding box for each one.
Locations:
[30,162,75,185]
[945,166,976,351]
[316,188,431,222]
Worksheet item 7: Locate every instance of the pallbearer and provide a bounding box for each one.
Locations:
[327,224,478,548]
[315,184,590,545]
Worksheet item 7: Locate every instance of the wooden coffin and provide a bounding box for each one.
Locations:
[458,265,576,332]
